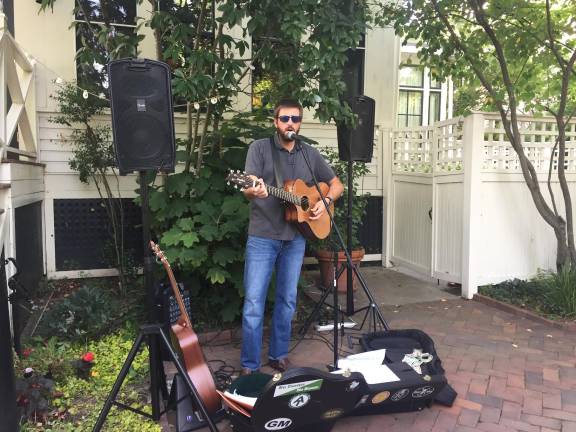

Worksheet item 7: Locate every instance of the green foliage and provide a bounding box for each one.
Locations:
[150,151,250,323]
[480,265,576,318]
[539,265,576,317]
[18,326,159,431]
[36,285,120,341]
[479,278,549,313]
[310,148,370,252]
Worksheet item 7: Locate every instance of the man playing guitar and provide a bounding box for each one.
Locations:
[240,98,344,375]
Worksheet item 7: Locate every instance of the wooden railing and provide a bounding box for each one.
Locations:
[0,12,36,162]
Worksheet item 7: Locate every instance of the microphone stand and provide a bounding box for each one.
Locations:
[295,138,389,368]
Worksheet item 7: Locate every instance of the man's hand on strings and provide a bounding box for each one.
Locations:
[309,198,331,220]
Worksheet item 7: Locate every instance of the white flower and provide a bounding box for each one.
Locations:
[83,90,89,99]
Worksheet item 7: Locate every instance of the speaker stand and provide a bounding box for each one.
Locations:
[92,324,220,432]
[140,171,166,418]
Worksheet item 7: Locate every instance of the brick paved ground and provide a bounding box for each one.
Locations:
[187,298,576,432]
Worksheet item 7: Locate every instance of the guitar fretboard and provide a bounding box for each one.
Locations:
[265,183,303,207]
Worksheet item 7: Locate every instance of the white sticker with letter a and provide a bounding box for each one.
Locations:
[265,418,293,430]
[289,393,310,409]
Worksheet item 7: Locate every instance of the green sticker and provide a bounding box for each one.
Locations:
[273,379,323,397]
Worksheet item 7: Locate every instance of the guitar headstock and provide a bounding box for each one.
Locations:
[150,240,170,268]
[226,170,255,190]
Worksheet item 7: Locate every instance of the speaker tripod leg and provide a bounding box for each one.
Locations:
[92,330,148,431]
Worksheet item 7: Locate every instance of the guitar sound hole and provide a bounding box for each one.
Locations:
[301,197,309,211]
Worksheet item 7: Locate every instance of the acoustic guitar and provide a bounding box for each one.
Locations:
[226,170,334,240]
[150,241,221,414]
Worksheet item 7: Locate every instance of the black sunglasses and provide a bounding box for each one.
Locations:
[277,115,302,123]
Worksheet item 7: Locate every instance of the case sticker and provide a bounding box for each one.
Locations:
[347,380,360,392]
[412,385,435,398]
[390,388,410,402]
[289,393,311,409]
[322,408,344,419]
[273,379,323,397]
[371,391,391,404]
[265,418,293,430]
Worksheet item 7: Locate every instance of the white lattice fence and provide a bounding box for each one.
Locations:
[434,118,464,173]
[391,127,433,174]
[482,114,576,173]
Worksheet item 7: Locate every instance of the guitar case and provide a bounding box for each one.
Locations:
[351,328,456,415]
[227,367,369,432]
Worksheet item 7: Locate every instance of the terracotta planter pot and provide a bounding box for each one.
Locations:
[316,248,365,293]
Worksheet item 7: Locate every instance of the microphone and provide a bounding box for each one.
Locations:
[286,131,307,141]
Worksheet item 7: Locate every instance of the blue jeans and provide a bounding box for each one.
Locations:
[241,234,306,371]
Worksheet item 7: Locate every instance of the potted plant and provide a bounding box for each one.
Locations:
[311,147,370,293]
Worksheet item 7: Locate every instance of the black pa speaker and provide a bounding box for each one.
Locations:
[337,95,375,162]
[108,58,176,174]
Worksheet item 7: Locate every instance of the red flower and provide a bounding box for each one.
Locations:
[22,347,33,358]
[82,352,95,363]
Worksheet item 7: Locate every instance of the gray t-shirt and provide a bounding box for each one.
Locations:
[245,134,336,240]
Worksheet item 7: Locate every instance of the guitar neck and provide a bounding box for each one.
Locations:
[265,183,302,206]
[166,266,193,329]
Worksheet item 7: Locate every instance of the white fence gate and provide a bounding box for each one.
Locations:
[387,113,576,298]
[388,117,464,283]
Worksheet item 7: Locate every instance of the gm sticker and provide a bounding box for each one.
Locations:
[265,418,293,430]
[273,379,323,397]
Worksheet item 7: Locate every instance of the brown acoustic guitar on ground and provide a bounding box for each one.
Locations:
[226,170,334,240]
[150,241,221,414]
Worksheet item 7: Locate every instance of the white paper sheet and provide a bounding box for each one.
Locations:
[333,349,400,385]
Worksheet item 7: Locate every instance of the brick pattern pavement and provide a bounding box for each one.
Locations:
[193,298,576,432]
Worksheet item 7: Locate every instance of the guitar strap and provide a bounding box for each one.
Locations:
[270,136,284,189]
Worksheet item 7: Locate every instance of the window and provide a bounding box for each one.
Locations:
[399,65,424,88]
[398,90,423,127]
[398,64,444,127]
[74,0,138,93]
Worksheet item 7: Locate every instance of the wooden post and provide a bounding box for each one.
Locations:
[461,113,484,299]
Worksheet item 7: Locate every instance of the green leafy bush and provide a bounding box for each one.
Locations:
[36,285,120,340]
